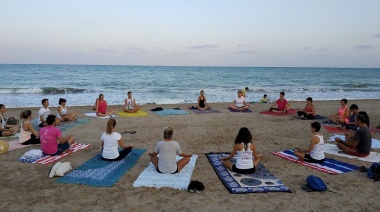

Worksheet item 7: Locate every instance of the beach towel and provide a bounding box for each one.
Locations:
[228,108,253,113]
[327,134,380,149]
[206,152,291,193]
[7,139,31,151]
[323,126,347,133]
[272,150,358,174]
[84,113,110,119]
[189,109,221,114]
[153,109,190,116]
[292,115,328,120]
[319,120,339,126]
[32,118,91,132]
[260,109,297,116]
[56,148,146,187]
[19,143,90,164]
[117,110,148,117]
[323,143,380,163]
[133,155,198,190]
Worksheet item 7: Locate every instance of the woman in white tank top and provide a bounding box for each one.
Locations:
[57,98,78,122]
[294,122,325,163]
[220,127,262,174]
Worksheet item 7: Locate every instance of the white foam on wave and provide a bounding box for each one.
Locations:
[0,88,44,94]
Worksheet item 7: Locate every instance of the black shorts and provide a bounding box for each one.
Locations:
[232,164,256,174]
[157,166,179,174]
[304,154,324,163]
[0,131,3,137]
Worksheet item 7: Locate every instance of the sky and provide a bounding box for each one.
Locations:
[1,0,380,68]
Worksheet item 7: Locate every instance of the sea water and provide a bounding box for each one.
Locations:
[1,64,379,108]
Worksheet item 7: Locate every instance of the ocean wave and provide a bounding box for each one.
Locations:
[0,87,93,94]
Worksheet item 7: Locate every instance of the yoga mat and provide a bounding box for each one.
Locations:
[228,108,252,113]
[260,109,297,116]
[327,134,380,149]
[189,109,221,114]
[32,118,91,132]
[7,139,31,151]
[323,144,380,163]
[133,155,198,190]
[273,150,358,175]
[153,109,190,116]
[292,115,328,120]
[206,152,291,193]
[319,120,339,126]
[117,110,148,117]
[56,148,146,187]
[323,126,347,133]
[19,143,90,165]
[84,113,110,118]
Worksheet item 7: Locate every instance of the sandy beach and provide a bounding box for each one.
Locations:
[1,99,379,212]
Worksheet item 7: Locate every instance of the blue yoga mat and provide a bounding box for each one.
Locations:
[153,109,190,116]
[31,118,91,132]
[56,148,146,187]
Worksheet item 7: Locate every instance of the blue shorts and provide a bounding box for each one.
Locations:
[50,142,70,156]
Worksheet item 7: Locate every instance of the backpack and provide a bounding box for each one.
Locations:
[367,162,380,181]
[302,175,327,192]
[5,117,18,126]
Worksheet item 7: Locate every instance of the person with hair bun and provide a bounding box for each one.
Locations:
[18,110,40,145]
[294,122,325,163]
[297,97,316,119]
[101,119,133,161]
[149,127,193,174]
[57,98,78,122]
[220,127,262,174]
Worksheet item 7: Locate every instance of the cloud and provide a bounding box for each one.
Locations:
[188,44,218,50]
[375,34,380,38]
[352,45,374,50]
[303,47,310,51]
[96,47,118,53]
[233,50,256,54]
[237,44,250,48]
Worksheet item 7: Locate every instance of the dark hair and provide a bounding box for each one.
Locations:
[264,94,267,97]
[20,110,32,119]
[128,91,132,94]
[59,98,66,105]
[234,127,252,149]
[341,98,348,104]
[311,122,321,132]
[237,90,242,94]
[349,104,358,110]
[0,104,4,109]
[280,92,285,96]
[306,97,313,102]
[41,99,48,105]
[245,87,249,90]
[46,115,56,125]
[99,94,104,98]
[358,111,370,127]
[106,119,116,135]
[163,127,173,140]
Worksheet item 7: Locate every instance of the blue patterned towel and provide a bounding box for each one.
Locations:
[133,155,198,190]
[55,148,146,187]
[31,118,91,132]
[206,152,291,193]
[153,109,190,116]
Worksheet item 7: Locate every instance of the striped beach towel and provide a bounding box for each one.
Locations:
[272,150,358,175]
[19,143,90,165]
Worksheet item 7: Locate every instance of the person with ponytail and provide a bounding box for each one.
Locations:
[101,119,133,161]
[220,127,262,174]
[0,104,18,137]
[57,98,78,122]
[18,110,40,145]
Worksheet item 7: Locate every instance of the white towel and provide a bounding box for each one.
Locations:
[327,134,380,148]
[133,155,198,190]
[84,113,110,119]
[23,149,43,159]
[324,143,380,163]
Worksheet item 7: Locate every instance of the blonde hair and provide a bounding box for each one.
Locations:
[163,127,173,140]
[106,119,116,135]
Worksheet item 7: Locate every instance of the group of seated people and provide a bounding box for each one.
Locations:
[0,90,376,175]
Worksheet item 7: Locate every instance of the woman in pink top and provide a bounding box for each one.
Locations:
[96,94,115,117]
[329,98,349,124]
[269,92,290,113]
